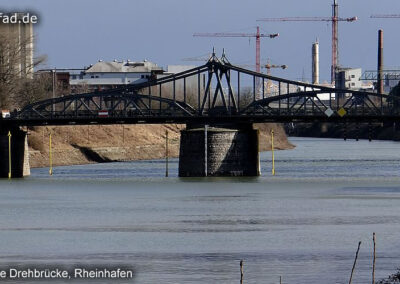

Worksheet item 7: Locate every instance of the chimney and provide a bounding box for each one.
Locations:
[312,40,320,84]
[377,29,384,94]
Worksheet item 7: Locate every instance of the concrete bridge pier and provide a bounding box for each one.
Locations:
[0,128,30,178]
[179,123,260,177]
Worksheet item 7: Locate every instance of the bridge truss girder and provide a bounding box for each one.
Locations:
[6,52,400,127]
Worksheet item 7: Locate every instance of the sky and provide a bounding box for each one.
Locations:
[1,0,400,82]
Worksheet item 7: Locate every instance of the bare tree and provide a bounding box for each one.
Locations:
[13,72,52,107]
[71,82,89,95]
[0,23,46,109]
[239,87,255,109]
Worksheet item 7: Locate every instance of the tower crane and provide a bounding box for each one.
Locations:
[265,60,288,94]
[371,14,400,19]
[181,53,212,62]
[265,61,288,76]
[257,0,357,84]
[193,26,279,75]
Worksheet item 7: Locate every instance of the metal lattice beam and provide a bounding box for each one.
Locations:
[3,53,400,127]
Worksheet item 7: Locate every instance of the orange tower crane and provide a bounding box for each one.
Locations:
[193,26,279,75]
[257,0,357,84]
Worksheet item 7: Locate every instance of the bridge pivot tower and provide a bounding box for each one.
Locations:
[193,27,279,91]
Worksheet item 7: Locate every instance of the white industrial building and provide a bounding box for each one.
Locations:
[69,60,164,91]
[335,68,362,90]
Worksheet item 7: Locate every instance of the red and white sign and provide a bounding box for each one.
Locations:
[98,110,109,117]
[1,110,10,118]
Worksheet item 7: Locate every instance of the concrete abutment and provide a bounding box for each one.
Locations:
[179,124,260,177]
[0,128,30,178]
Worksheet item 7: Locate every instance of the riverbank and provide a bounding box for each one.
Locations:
[290,122,400,141]
[27,123,293,168]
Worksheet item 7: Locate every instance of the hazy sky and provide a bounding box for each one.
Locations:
[2,0,400,82]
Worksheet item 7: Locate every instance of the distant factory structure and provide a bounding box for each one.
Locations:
[312,41,320,85]
[69,59,164,92]
[335,68,362,90]
[42,60,198,97]
[311,40,362,91]
[304,40,372,101]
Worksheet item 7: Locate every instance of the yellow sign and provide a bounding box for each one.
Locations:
[337,108,347,117]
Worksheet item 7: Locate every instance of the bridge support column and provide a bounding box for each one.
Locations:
[179,124,260,177]
[0,128,30,178]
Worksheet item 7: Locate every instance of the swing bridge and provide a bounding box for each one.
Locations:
[1,52,399,178]
[1,52,399,128]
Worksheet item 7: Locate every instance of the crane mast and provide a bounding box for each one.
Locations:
[193,26,278,76]
[258,0,357,84]
[256,26,261,74]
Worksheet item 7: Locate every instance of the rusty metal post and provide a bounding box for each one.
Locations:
[368,123,372,142]
[240,260,244,284]
[349,241,362,284]
[372,233,376,284]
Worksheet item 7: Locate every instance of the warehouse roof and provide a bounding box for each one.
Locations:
[86,60,163,73]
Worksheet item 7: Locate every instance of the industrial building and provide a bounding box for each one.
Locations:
[40,61,196,97]
[335,68,362,90]
[69,60,164,92]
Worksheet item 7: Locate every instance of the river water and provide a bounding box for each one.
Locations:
[1,137,400,283]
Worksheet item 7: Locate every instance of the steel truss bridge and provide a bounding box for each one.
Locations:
[2,52,400,128]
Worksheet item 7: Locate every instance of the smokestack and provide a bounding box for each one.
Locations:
[377,29,384,94]
[331,0,339,84]
[312,40,320,84]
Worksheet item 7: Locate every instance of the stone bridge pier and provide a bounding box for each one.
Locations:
[179,123,260,177]
[0,128,30,178]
